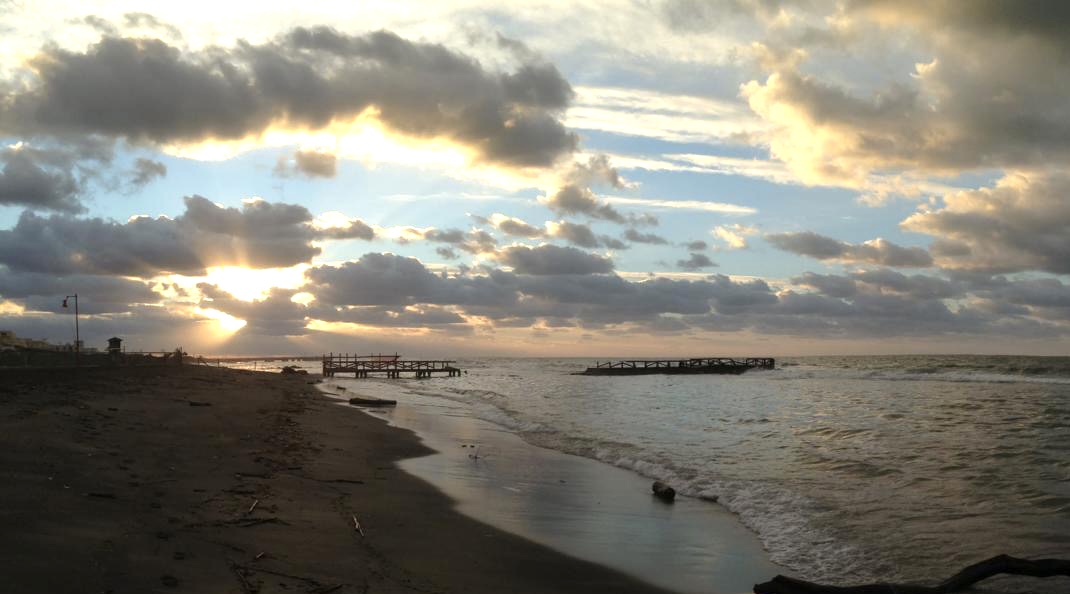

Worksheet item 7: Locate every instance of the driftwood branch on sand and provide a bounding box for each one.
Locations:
[754,555,1070,594]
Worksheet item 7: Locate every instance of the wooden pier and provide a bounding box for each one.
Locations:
[321,353,462,379]
[580,357,775,376]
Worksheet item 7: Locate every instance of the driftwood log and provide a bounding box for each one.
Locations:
[754,555,1070,594]
[651,481,676,502]
[348,397,397,407]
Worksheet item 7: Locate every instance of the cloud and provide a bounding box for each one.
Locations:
[0,267,160,314]
[541,155,658,226]
[305,252,517,308]
[685,240,708,251]
[499,244,614,275]
[313,303,468,328]
[0,149,80,213]
[543,184,629,224]
[564,85,765,144]
[2,28,578,169]
[547,220,600,248]
[739,5,1070,187]
[902,172,1070,274]
[0,196,323,277]
[121,12,182,39]
[623,229,668,245]
[316,217,376,241]
[199,283,308,336]
[436,247,460,260]
[677,252,717,270]
[275,149,338,178]
[485,213,544,238]
[601,193,756,215]
[420,228,498,254]
[712,223,758,249]
[128,157,167,189]
[767,231,933,267]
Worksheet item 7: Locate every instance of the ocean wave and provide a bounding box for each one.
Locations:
[770,367,1070,385]
[320,357,1069,591]
[376,382,888,584]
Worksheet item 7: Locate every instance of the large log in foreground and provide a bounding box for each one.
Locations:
[754,555,1070,594]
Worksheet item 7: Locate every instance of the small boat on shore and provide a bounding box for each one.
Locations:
[579,357,775,376]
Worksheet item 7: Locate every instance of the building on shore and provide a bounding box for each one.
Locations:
[0,330,98,353]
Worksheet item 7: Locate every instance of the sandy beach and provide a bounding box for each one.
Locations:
[0,365,696,594]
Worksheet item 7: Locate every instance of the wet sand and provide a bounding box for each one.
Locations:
[326,382,784,594]
[0,365,706,593]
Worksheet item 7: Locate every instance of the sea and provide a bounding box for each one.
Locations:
[236,355,1070,592]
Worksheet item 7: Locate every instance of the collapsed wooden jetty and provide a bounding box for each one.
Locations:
[321,353,462,378]
[580,357,775,376]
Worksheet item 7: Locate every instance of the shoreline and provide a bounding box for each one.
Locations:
[0,365,703,593]
[324,376,784,594]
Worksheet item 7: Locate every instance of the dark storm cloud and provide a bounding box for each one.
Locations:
[766,231,933,267]
[0,139,119,213]
[0,304,209,351]
[846,0,1070,49]
[0,267,160,314]
[0,147,83,213]
[972,277,1070,322]
[0,196,322,277]
[2,28,577,168]
[499,244,614,275]
[304,253,518,308]
[677,253,716,270]
[312,303,467,328]
[793,269,958,300]
[299,251,1070,337]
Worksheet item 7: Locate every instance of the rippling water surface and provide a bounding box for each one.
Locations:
[248,355,1070,591]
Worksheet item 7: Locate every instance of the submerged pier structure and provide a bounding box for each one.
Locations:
[322,353,462,378]
[580,357,775,376]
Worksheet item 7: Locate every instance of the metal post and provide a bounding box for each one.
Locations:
[64,293,79,367]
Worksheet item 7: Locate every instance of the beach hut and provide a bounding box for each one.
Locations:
[107,337,123,360]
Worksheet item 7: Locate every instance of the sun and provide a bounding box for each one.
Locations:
[199,265,309,301]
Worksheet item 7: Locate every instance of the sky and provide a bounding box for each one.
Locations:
[1,0,1068,357]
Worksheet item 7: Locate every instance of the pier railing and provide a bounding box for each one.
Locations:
[322,353,462,378]
[593,358,775,369]
[584,357,775,375]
